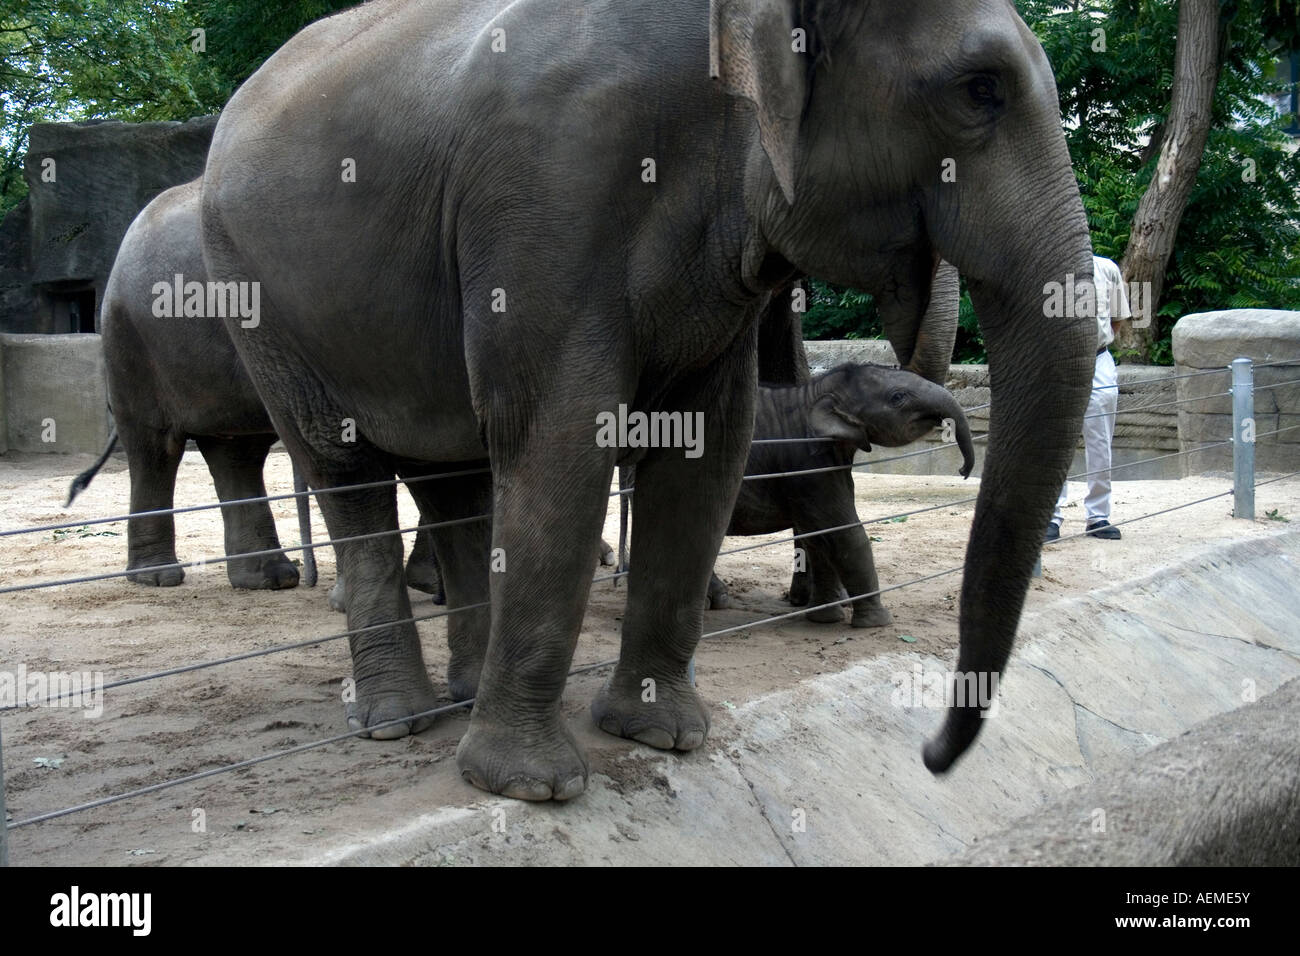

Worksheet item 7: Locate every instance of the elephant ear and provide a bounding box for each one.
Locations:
[809,395,871,451]
[710,0,807,205]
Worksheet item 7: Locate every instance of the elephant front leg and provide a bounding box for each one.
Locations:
[455,446,615,801]
[820,525,893,629]
[196,435,299,590]
[591,347,756,752]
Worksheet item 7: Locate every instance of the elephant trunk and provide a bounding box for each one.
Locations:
[907,376,976,479]
[903,260,961,386]
[924,240,1094,774]
[940,389,976,480]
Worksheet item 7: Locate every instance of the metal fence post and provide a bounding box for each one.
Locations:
[1231,357,1255,520]
[1,718,9,866]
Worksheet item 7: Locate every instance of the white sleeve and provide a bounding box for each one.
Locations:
[1109,261,1132,320]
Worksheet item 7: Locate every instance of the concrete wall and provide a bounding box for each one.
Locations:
[1172,309,1300,476]
[0,333,109,454]
[804,341,1181,480]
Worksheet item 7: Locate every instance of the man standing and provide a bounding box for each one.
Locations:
[1046,255,1131,541]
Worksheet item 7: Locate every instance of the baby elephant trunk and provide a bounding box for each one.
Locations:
[952,401,976,479]
[915,380,976,479]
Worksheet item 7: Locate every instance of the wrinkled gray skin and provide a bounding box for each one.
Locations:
[68,180,440,597]
[201,0,1095,800]
[709,363,975,626]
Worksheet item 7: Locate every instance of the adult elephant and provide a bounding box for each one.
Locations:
[201,0,1095,800]
[69,180,311,591]
[69,180,444,599]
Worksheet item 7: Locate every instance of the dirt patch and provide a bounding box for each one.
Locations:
[1,447,1296,865]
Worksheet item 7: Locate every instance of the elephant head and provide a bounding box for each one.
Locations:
[808,365,976,477]
[712,0,1095,770]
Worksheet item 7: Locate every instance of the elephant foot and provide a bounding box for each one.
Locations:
[788,569,811,606]
[227,553,300,590]
[851,603,894,628]
[597,539,616,567]
[446,652,484,702]
[126,558,185,587]
[344,672,439,740]
[805,604,846,624]
[706,573,732,610]
[328,578,347,612]
[456,714,588,801]
[591,668,710,751]
[405,555,443,598]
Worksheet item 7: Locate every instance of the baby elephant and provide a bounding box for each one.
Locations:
[623,363,974,627]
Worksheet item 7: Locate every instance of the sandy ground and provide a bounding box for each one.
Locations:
[0,447,1296,865]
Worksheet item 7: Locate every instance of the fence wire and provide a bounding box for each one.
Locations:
[2,359,1299,836]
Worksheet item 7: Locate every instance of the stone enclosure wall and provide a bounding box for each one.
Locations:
[805,342,1183,480]
[1172,310,1300,475]
[3,318,1297,464]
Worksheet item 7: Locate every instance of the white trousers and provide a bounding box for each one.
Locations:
[1054,350,1117,524]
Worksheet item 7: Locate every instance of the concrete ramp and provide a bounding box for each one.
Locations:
[302,531,1300,866]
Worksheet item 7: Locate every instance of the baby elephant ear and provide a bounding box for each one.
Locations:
[710,0,807,204]
[809,395,870,450]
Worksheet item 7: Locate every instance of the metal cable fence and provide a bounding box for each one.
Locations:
[1,354,1297,852]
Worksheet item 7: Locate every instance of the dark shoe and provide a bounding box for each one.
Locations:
[1087,520,1121,540]
[1043,521,1060,542]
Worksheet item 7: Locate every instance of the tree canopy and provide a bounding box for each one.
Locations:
[805,0,1300,364]
[2,0,1298,364]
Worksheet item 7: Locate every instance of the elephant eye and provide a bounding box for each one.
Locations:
[967,74,1001,107]
[889,390,908,407]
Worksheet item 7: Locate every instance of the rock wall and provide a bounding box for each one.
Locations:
[1172,310,1300,476]
[0,116,217,334]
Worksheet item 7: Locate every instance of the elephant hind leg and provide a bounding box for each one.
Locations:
[591,331,757,755]
[818,526,893,629]
[120,422,187,587]
[399,467,490,702]
[404,524,445,602]
[316,469,438,740]
[195,435,298,590]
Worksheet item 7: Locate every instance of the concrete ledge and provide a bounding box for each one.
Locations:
[951,676,1300,865]
[0,332,108,454]
[299,529,1300,866]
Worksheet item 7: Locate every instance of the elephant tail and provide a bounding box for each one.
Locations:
[292,459,318,588]
[65,429,118,507]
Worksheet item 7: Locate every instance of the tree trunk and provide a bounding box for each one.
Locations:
[1117,0,1224,361]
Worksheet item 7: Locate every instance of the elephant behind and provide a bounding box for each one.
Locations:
[67,180,444,599]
